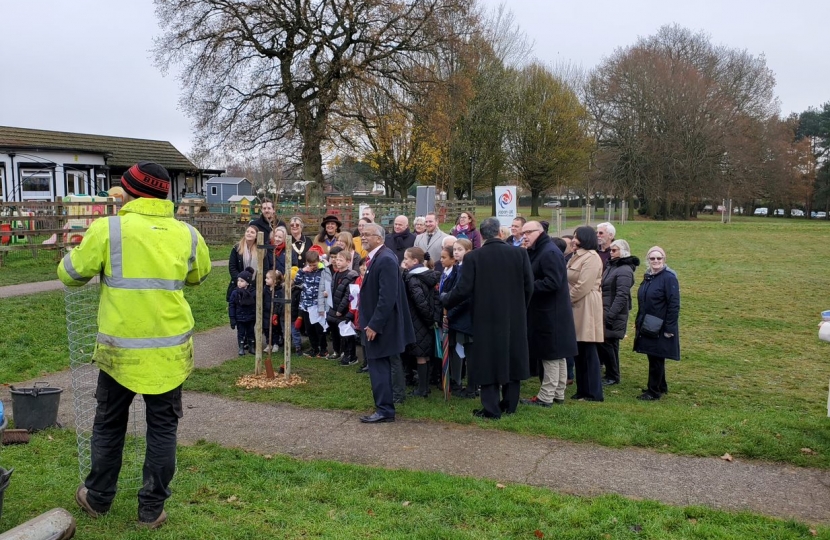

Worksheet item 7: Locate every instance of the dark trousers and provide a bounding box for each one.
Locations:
[343,335,357,361]
[85,370,182,522]
[331,327,342,355]
[390,354,406,403]
[301,310,327,353]
[566,356,575,381]
[368,355,395,418]
[263,322,284,347]
[574,341,604,401]
[479,381,520,418]
[646,354,668,396]
[236,320,255,345]
[597,338,621,382]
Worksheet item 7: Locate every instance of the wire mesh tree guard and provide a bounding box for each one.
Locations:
[65,282,145,487]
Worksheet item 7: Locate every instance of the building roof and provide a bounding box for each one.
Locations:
[228,195,258,202]
[0,126,196,171]
[206,177,249,185]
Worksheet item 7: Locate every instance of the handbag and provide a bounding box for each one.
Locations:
[640,314,664,338]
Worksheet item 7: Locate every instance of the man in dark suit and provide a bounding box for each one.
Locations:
[358,223,415,423]
[520,221,578,407]
[442,217,534,419]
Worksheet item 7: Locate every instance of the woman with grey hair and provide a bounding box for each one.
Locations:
[413,216,427,235]
[598,239,639,386]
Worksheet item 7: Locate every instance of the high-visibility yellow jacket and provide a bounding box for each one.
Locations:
[58,197,211,394]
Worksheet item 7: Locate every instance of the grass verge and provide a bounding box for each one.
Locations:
[0,429,825,539]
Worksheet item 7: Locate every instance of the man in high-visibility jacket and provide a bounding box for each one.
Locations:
[58,161,211,529]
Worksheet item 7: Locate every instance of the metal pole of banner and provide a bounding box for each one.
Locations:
[620,201,627,225]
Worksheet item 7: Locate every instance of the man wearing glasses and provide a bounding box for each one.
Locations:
[596,222,616,269]
[519,221,578,407]
[442,217,533,419]
[358,224,415,423]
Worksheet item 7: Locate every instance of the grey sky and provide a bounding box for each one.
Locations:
[1,0,826,158]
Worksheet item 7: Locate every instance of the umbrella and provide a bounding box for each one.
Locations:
[441,311,450,401]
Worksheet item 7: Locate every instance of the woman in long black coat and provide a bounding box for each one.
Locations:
[598,239,639,385]
[633,245,680,401]
[402,247,441,397]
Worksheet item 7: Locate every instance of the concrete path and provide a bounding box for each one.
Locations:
[2,324,829,525]
[0,260,228,298]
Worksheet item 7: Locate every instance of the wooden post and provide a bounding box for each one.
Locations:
[284,260,292,379]
[255,232,265,376]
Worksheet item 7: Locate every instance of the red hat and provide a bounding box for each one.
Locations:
[309,244,325,257]
[120,161,170,199]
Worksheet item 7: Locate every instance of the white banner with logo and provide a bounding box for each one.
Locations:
[494,186,517,226]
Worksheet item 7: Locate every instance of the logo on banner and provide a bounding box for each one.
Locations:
[498,190,513,209]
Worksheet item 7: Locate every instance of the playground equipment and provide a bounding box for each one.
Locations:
[0,211,34,246]
[42,195,115,246]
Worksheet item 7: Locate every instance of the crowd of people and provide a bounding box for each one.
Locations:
[235,204,682,421]
[58,160,681,526]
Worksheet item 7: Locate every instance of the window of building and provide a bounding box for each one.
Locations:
[20,169,52,200]
[211,186,218,196]
[0,167,5,201]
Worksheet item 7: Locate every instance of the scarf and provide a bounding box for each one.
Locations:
[392,230,412,251]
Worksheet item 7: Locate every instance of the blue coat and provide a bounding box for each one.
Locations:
[633,267,680,360]
[229,285,256,323]
[359,245,415,359]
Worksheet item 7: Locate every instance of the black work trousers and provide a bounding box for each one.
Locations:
[85,370,183,523]
[646,354,668,397]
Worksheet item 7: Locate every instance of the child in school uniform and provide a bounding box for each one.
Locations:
[228,267,257,356]
[326,247,359,366]
[262,269,285,353]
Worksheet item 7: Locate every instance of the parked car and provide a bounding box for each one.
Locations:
[753,207,768,216]
[543,200,562,207]
[702,204,714,213]
[791,209,804,217]
[773,209,785,216]
[733,207,744,214]
[816,211,828,219]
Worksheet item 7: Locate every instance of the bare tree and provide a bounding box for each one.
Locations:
[154,0,469,199]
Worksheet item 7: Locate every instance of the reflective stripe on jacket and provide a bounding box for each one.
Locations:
[58,197,212,394]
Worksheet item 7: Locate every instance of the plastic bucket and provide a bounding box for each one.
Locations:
[10,383,62,432]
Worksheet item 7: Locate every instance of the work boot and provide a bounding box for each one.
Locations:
[238,342,245,356]
[138,510,168,529]
[75,485,108,518]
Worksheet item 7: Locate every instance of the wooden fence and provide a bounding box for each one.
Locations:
[0,198,475,266]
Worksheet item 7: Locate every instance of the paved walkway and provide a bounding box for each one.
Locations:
[1,323,829,525]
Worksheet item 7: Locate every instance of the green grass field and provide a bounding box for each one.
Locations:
[2,218,829,468]
[1,429,825,539]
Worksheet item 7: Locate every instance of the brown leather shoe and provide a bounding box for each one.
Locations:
[139,510,168,529]
[75,485,106,519]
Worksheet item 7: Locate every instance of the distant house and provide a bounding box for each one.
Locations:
[0,125,223,202]
[205,177,253,205]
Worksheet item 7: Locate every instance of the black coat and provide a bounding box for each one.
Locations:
[227,245,272,301]
[249,214,286,239]
[633,268,680,360]
[288,235,313,267]
[262,285,285,329]
[327,269,359,324]
[403,266,440,357]
[443,239,533,386]
[229,285,256,323]
[526,233,577,371]
[601,255,639,340]
[439,265,473,335]
[384,230,416,263]
[359,245,416,359]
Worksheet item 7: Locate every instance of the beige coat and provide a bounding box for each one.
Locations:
[567,248,604,342]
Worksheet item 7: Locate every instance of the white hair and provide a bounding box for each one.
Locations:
[610,239,630,258]
[442,235,457,248]
[598,222,616,238]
